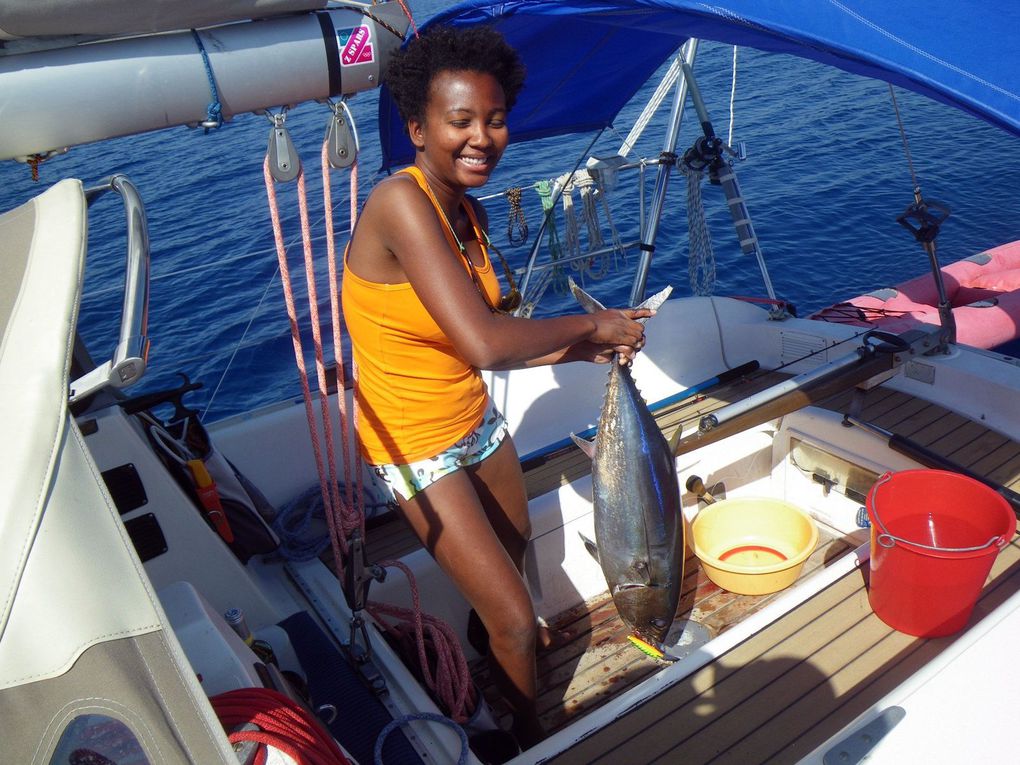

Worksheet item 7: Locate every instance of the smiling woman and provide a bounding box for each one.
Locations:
[340,24,653,751]
[411,69,509,189]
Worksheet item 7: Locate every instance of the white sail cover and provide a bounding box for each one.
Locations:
[0,179,159,686]
[0,180,237,763]
[0,2,409,160]
[0,0,326,40]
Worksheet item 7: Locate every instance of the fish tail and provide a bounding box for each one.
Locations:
[569,277,673,323]
[568,277,606,314]
[636,284,673,316]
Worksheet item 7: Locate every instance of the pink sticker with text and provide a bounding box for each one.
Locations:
[338,25,374,66]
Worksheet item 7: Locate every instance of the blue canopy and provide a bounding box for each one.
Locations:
[379,0,1020,169]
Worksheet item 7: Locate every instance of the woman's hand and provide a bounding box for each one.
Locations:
[562,307,654,365]
[566,339,644,365]
[588,308,652,345]
[563,340,617,365]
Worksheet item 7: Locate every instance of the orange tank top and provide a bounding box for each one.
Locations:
[342,166,502,465]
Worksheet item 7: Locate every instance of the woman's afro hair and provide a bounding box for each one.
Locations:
[384,25,526,125]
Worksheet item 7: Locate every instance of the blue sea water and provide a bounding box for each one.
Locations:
[4,1,1020,422]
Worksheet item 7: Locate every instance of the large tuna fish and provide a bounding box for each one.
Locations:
[570,280,684,649]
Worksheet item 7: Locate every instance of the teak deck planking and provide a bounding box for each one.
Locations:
[471,532,855,737]
[544,537,1020,764]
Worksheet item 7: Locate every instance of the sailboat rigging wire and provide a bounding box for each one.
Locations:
[83,234,337,299]
[888,84,921,192]
[198,196,352,421]
[201,270,280,420]
[769,326,874,374]
[166,325,285,375]
[620,54,683,157]
[728,46,738,146]
[887,84,955,346]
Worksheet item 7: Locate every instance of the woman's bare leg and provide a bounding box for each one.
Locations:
[394,442,543,746]
[468,438,574,652]
[465,436,531,571]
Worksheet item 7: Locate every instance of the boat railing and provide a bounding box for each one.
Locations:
[673,328,933,457]
[70,174,151,403]
[497,38,785,317]
[482,155,658,312]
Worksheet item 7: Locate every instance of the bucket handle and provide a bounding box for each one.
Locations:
[871,472,1009,553]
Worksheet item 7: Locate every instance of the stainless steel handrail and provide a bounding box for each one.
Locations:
[69,175,150,403]
[628,38,698,306]
[515,156,667,310]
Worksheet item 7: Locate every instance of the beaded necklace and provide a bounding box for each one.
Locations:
[418,174,522,313]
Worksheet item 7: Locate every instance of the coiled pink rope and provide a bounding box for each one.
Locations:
[367,560,473,722]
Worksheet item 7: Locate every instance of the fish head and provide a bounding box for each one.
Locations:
[611,582,678,645]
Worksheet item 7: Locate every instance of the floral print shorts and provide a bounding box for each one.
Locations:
[372,400,509,501]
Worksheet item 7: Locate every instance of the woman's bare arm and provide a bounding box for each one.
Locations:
[353,178,648,370]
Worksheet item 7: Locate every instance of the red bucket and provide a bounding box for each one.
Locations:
[866,470,1016,637]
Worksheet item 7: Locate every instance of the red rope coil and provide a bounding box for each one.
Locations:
[210,687,352,765]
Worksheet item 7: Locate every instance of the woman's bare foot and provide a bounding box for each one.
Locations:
[536,618,574,652]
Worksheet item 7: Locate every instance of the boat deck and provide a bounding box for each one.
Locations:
[361,368,1020,758]
[544,537,1020,764]
[471,529,855,739]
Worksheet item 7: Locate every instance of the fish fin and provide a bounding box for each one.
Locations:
[570,432,596,459]
[667,423,683,455]
[578,531,600,564]
[568,277,607,314]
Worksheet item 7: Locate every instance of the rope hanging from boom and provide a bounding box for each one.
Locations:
[191,30,223,131]
[260,93,476,722]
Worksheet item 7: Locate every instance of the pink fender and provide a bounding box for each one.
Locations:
[811,239,1020,349]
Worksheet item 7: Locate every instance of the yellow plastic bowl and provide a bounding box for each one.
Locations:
[692,497,819,595]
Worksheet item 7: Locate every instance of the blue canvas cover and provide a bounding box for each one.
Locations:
[379,0,1020,169]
